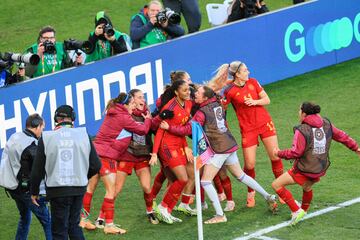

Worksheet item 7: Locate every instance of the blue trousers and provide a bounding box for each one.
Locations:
[9,190,52,240]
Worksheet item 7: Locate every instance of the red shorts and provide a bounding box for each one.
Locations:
[99,158,118,176]
[117,161,149,175]
[241,121,277,148]
[288,167,321,186]
[158,146,187,169]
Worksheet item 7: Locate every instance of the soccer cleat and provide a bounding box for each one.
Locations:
[95,218,105,229]
[103,223,127,234]
[176,203,197,216]
[224,200,235,212]
[79,217,96,230]
[156,204,174,224]
[202,201,209,210]
[147,212,159,225]
[266,194,278,213]
[290,208,306,226]
[204,215,227,224]
[168,213,183,223]
[246,191,256,208]
[218,192,226,202]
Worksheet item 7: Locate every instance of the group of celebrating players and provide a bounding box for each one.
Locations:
[78,60,360,235]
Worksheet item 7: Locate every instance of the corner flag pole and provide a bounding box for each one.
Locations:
[192,121,204,240]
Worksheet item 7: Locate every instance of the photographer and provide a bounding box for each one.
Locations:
[130,0,185,49]
[0,62,16,87]
[25,26,82,78]
[227,0,269,23]
[0,114,51,239]
[85,11,132,63]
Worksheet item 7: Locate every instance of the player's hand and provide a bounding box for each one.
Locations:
[149,153,158,166]
[31,195,40,207]
[142,111,152,119]
[185,147,194,163]
[159,121,169,130]
[244,96,257,106]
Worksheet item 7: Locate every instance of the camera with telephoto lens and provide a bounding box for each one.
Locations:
[102,23,115,37]
[1,52,40,66]
[156,8,181,25]
[43,40,56,53]
[64,39,93,54]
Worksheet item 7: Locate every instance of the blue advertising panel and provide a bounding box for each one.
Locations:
[0,0,359,155]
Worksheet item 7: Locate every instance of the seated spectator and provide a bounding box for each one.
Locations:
[13,63,30,83]
[130,0,185,49]
[162,0,201,33]
[227,0,269,23]
[85,11,132,63]
[25,26,82,78]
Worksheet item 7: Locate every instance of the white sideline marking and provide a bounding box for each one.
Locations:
[255,236,282,240]
[234,197,360,240]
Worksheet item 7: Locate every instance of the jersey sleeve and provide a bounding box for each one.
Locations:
[253,79,264,94]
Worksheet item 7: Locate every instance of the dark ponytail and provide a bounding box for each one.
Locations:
[301,101,321,115]
[158,80,186,111]
[170,70,187,83]
[105,92,132,112]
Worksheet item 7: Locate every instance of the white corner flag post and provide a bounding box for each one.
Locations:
[192,121,204,240]
[194,157,203,240]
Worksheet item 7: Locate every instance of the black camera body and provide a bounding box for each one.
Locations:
[43,40,56,53]
[156,8,181,25]
[103,24,115,37]
[64,39,93,54]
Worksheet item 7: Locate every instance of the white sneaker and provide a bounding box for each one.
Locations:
[168,213,183,223]
[290,208,306,226]
[157,204,173,224]
[224,200,235,212]
[218,192,226,202]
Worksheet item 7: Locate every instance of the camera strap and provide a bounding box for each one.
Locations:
[41,54,57,75]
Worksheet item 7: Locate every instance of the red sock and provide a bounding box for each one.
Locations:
[181,194,191,204]
[144,192,153,212]
[271,159,284,179]
[213,174,224,194]
[220,176,233,201]
[98,209,105,219]
[244,168,256,193]
[200,186,205,203]
[103,198,115,224]
[163,180,187,211]
[301,190,313,212]
[276,187,300,212]
[82,192,93,217]
[151,170,166,198]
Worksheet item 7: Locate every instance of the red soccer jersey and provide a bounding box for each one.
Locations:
[223,78,272,133]
[153,97,192,153]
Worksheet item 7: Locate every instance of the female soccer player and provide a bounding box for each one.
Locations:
[272,102,360,225]
[210,61,284,208]
[150,80,194,224]
[114,89,158,224]
[160,85,278,224]
[81,92,152,234]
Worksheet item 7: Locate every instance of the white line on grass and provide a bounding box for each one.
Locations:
[255,236,282,240]
[233,197,360,240]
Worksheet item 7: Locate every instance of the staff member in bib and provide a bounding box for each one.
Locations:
[272,102,360,225]
[30,105,101,240]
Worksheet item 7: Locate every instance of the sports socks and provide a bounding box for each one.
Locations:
[301,190,313,212]
[244,167,256,193]
[276,187,300,212]
[213,174,224,194]
[102,198,115,224]
[181,193,192,204]
[237,172,269,199]
[151,170,166,199]
[82,192,93,217]
[144,192,154,212]
[271,159,284,178]
[162,180,187,212]
[220,176,233,201]
[201,181,224,216]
